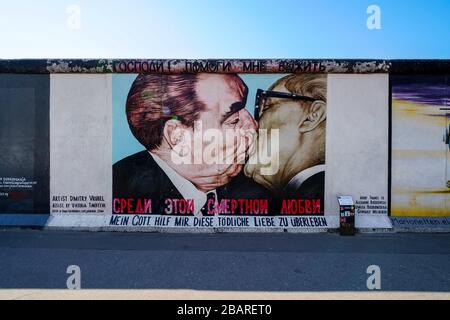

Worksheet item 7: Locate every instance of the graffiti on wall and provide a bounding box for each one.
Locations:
[112,73,327,228]
[0,73,328,228]
[391,75,450,216]
[0,75,50,214]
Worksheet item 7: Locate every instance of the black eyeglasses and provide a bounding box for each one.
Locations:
[254,88,317,121]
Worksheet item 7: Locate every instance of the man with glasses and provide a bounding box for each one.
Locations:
[244,74,327,214]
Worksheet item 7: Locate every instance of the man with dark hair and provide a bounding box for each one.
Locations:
[126,74,207,151]
[113,73,263,215]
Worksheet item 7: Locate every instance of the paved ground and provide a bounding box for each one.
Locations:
[0,230,449,298]
[2,290,450,300]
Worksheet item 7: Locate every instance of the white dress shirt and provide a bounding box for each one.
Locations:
[149,152,217,216]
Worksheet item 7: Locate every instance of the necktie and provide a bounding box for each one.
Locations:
[200,192,216,216]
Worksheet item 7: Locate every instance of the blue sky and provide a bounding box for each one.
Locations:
[0,0,449,59]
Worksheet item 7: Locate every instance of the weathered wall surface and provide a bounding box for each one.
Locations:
[0,75,49,214]
[326,74,390,228]
[0,59,449,231]
[391,75,450,217]
[49,75,112,216]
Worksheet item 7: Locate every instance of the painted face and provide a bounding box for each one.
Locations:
[176,74,257,182]
[245,83,309,191]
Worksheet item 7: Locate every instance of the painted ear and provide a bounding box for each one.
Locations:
[163,119,184,148]
[163,119,192,157]
[298,101,326,133]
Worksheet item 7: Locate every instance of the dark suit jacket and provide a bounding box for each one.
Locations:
[113,151,324,216]
[113,151,182,214]
[283,171,325,215]
[113,151,270,215]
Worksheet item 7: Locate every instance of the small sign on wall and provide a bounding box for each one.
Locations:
[337,196,356,236]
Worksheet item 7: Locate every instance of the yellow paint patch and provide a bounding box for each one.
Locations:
[392,206,450,217]
[392,99,448,127]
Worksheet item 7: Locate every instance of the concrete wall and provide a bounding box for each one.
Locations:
[0,59,449,231]
[326,74,390,228]
[50,75,112,216]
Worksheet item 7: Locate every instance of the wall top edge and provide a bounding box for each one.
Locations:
[0,59,449,74]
